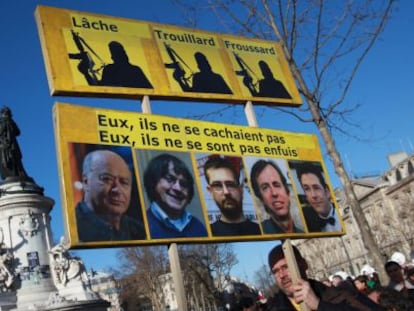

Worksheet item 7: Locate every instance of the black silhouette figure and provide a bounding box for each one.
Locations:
[71,32,153,89]
[256,60,291,98]
[191,52,233,94]
[0,107,29,181]
[164,45,232,94]
[233,54,292,99]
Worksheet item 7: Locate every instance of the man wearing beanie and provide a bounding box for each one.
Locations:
[266,244,383,311]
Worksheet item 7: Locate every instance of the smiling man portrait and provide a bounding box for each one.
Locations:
[142,152,207,239]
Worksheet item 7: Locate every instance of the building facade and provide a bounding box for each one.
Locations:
[89,270,122,311]
[296,152,414,280]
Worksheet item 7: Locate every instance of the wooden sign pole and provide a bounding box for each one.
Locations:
[283,240,311,311]
[141,96,188,311]
[244,102,310,311]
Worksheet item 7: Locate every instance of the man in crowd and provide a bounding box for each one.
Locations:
[75,149,146,242]
[143,153,207,238]
[250,159,303,234]
[266,243,383,310]
[295,162,342,232]
[204,156,261,236]
[385,260,414,292]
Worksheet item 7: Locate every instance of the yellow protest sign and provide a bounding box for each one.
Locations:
[54,102,344,249]
[36,5,301,106]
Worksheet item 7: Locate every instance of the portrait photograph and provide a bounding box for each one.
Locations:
[244,156,306,235]
[196,153,262,237]
[288,160,343,233]
[68,143,146,243]
[136,149,208,239]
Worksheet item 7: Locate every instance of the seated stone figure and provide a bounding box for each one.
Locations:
[49,237,89,288]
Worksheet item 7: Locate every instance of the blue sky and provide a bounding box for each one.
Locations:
[1,1,413,284]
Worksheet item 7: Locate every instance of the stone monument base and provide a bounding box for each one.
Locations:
[57,279,99,302]
[0,291,16,311]
[30,291,110,311]
[13,278,57,310]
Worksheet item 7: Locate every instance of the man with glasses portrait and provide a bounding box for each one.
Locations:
[143,153,207,239]
[203,156,261,236]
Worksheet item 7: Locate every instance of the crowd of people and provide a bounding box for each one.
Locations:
[231,247,414,311]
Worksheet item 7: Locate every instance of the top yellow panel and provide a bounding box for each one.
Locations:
[35,5,302,106]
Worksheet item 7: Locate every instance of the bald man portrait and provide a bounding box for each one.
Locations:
[75,148,146,242]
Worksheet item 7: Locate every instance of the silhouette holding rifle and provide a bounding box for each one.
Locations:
[164,43,232,94]
[234,52,259,95]
[234,54,291,99]
[69,31,153,89]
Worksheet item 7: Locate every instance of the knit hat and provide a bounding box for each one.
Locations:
[268,244,303,269]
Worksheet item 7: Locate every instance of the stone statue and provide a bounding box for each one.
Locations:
[49,237,89,288]
[0,238,15,291]
[0,106,29,181]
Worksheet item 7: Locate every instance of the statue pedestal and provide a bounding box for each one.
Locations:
[0,291,16,310]
[0,180,57,310]
[0,180,110,310]
[56,280,99,301]
[39,298,110,311]
[14,279,57,310]
[0,109,112,310]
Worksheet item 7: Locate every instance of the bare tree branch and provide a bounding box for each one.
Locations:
[175,0,397,283]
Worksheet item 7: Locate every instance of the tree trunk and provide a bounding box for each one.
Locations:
[309,96,387,282]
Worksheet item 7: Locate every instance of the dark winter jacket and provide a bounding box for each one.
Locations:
[266,279,384,311]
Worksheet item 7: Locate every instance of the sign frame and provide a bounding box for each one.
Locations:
[54,102,344,249]
[36,5,302,106]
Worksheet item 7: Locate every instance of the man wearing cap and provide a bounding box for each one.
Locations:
[266,243,383,310]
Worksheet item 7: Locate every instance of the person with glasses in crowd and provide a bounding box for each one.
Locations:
[266,243,384,311]
[143,153,207,239]
[250,159,303,234]
[75,149,146,242]
[203,156,261,236]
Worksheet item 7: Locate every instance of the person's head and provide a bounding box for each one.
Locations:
[331,274,344,287]
[354,275,368,292]
[82,150,132,220]
[1,106,11,118]
[195,52,212,72]
[258,60,274,79]
[268,244,308,297]
[296,163,332,217]
[204,156,244,221]
[250,160,291,220]
[320,277,332,287]
[144,153,194,219]
[108,41,129,63]
[385,261,404,283]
